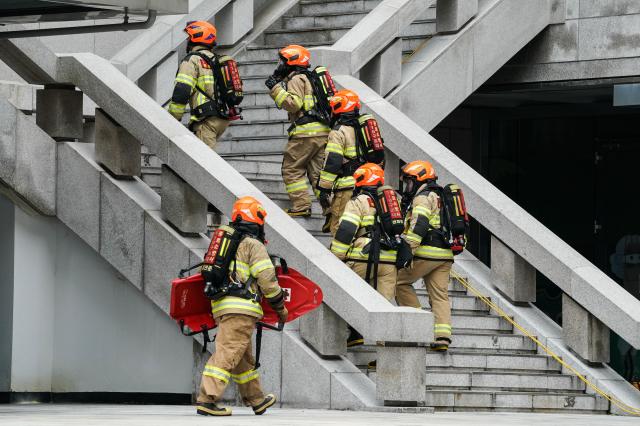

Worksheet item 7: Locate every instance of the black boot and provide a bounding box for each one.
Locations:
[430,337,451,352]
[252,393,277,415]
[347,326,364,347]
[196,402,232,416]
[322,214,332,233]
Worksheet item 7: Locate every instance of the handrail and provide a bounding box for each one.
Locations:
[334,74,640,349]
[1,33,431,343]
[311,0,431,75]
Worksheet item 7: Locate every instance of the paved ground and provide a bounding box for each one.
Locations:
[0,405,639,426]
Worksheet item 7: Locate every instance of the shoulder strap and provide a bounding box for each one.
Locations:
[183,51,220,103]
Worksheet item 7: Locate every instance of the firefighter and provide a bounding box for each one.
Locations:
[330,163,398,347]
[396,161,454,352]
[168,21,230,150]
[265,44,330,217]
[196,196,288,416]
[317,89,363,235]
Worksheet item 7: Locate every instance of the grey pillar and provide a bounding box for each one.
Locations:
[299,303,349,357]
[161,165,207,235]
[383,148,400,190]
[436,0,478,33]
[36,84,83,141]
[562,294,610,363]
[376,344,427,406]
[138,51,179,103]
[94,108,141,178]
[359,39,402,96]
[215,0,254,46]
[490,236,536,304]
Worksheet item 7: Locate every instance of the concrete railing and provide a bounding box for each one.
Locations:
[335,75,640,352]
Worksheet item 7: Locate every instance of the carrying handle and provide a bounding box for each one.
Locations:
[178,262,204,278]
[257,321,285,332]
[269,255,289,274]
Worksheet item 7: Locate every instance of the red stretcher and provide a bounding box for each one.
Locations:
[169,258,323,337]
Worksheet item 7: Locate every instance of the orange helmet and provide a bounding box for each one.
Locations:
[402,161,437,181]
[185,21,217,46]
[330,90,361,115]
[354,163,385,187]
[279,44,311,67]
[231,196,267,225]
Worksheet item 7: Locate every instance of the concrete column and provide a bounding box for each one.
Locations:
[490,236,536,304]
[562,294,610,363]
[383,148,400,190]
[215,0,254,46]
[36,84,83,141]
[161,165,207,235]
[376,344,427,406]
[359,39,402,96]
[138,51,179,103]
[299,303,348,357]
[94,108,141,178]
[436,0,478,33]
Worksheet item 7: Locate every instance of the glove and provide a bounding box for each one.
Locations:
[265,75,278,90]
[277,307,289,324]
[318,190,331,210]
[395,239,414,270]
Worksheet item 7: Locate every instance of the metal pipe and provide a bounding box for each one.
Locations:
[0,9,157,39]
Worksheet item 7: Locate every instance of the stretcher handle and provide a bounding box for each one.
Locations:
[269,255,289,274]
[179,262,204,278]
[257,321,285,332]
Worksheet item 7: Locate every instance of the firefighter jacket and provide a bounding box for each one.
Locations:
[330,193,397,264]
[402,185,454,261]
[211,236,285,320]
[318,124,358,192]
[269,72,330,139]
[168,45,219,123]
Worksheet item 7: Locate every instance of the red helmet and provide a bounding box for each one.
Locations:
[185,21,217,46]
[402,161,437,181]
[354,163,385,187]
[231,196,267,225]
[279,44,311,67]
[330,90,361,115]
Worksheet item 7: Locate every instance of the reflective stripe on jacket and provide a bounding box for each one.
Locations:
[330,194,397,263]
[211,236,282,319]
[318,124,358,191]
[269,72,329,138]
[403,187,454,261]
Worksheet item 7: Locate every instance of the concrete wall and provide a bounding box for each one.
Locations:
[494,0,640,83]
[0,196,15,392]
[0,195,193,394]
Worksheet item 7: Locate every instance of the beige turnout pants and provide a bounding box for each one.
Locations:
[329,189,354,236]
[198,314,265,406]
[193,116,230,151]
[282,136,327,211]
[396,259,453,340]
[348,261,397,301]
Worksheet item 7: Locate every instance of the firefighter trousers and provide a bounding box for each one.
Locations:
[329,189,354,236]
[347,261,397,301]
[193,116,230,151]
[396,259,453,340]
[197,314,265,407]
[282,136,327,212]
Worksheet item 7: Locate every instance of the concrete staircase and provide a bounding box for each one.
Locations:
[141,0,437,243]
[348,276,609,413]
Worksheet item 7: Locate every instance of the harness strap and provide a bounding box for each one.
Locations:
[254,323,263,369]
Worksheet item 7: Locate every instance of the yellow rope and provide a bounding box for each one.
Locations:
[449,269,640,416]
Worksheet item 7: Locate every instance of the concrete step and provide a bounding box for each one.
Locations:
[238,90,274,107]
[264,26,349,46]
[425,351,561,373]
[236,47,281,63]
[452,333,537,353]
[424,370,586,393]
[450,313,511,332]
[282,11,371,30]
[240,105,288,122]
[416,292,489,313]
[424,389,608,413]
[241,75,271,92]
[298,0,380,16]
[216,136,287,155]
[238,60,278,78]
[225,120,288,138]
[226,158,282,176]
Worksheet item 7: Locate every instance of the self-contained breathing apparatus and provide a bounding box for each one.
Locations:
[185,51,244,121]
[332,113,386,180]
[403,181,470,256]
[357,185,404,286]
[274,59,336,130]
